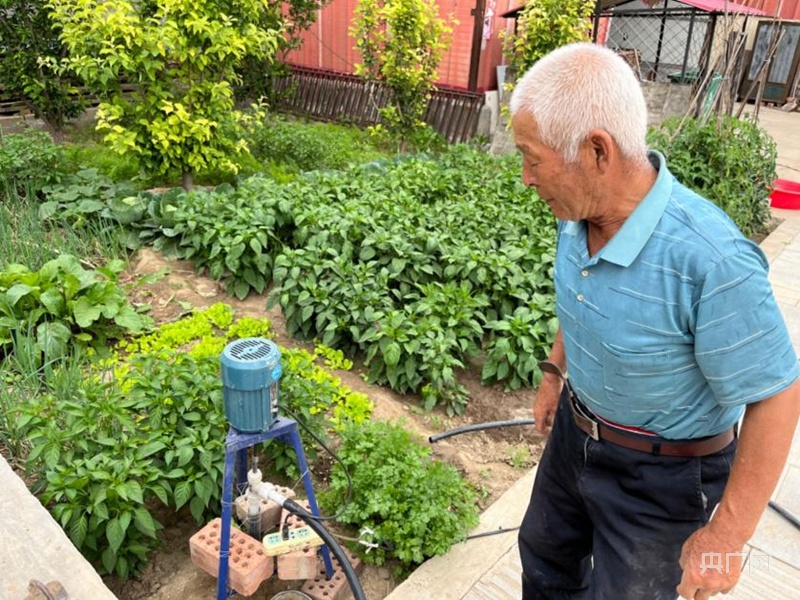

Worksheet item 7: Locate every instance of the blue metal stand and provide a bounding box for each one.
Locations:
[216,417,334,599]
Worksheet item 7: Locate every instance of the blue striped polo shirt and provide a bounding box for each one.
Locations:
[556,152,799,440]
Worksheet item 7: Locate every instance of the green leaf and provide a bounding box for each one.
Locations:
[106,518,125,555]
[126,480,144,504]
[194,478,212,505]
[174,481,191,510]
[39,201,60,220]
[36,322,71,360]
[114,305,146,331]
[6,284,36,307]
[383,342,401,367]
[233,279,250,300]
[39,289,66,315]
[189,495,206,523]
[177,445,194,467]
[70,514,88,548]
[134,507,158,538]
[101,547,116,574]
[73,297,103,328]
[136,441,167,460]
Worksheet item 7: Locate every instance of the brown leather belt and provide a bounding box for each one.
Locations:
[569,395,735,457]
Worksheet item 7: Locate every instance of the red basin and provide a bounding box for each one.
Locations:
[770,178,800,210]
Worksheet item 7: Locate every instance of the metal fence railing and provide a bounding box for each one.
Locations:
[596,7,734,85]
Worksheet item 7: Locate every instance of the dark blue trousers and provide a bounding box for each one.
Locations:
[518,390,736,600]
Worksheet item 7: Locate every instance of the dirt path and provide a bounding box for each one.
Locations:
[105,248,544,600]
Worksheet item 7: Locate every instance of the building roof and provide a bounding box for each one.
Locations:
[501,0,766,18]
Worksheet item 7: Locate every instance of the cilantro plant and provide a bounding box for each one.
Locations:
[323,419,479,573]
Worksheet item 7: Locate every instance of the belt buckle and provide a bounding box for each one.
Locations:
[570,396,600,441]
[588,419,599,441]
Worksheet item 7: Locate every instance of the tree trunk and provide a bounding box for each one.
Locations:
[182,171,194,191]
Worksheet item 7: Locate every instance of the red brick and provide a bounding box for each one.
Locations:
[189,518,274,596]
[275,501,319,580]
[234,485,296,533]
[300,547,364,600]
[277,544,319,580]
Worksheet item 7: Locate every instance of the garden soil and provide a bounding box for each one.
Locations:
[101,248,545,600]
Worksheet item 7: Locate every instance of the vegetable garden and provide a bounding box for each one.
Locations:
[0,123,559,595]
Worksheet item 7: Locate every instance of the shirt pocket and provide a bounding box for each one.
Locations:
[601,343,681,411]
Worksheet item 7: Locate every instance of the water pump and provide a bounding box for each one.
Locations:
[220,337,282,432]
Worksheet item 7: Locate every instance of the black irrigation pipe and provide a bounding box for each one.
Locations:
[429,419,536,443]
[769,500,800,531]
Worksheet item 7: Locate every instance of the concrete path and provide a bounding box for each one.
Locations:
[0,456,117,599]
[387,107,800,600]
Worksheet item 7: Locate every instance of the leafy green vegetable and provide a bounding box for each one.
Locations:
[323,419,479,573]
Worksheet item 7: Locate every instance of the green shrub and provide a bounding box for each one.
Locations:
[246,116,383,172]
[270,147,557,413]
[482,295,559,391]
[0,131,67,197]
[131,145,557,413]
[63,143,142,182]
[322,419,479,573]
[647,116,777,238]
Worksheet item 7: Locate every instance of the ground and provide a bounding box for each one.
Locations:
[102,248,546,600]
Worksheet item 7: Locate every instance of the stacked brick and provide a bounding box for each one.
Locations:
[191,495,364,599]
[233,485,296,533]
[189,518,274,596]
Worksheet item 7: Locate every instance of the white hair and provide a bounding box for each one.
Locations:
[509,43,649,165]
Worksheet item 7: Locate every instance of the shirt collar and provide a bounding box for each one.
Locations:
[562,151,673,267]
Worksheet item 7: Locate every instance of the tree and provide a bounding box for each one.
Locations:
[236,0,332,102]
[0,0,85,136]
[47,0,282,189]
[504,0,594,75]
[351,0,451,149]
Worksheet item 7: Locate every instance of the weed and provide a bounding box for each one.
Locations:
[508,445,532,470]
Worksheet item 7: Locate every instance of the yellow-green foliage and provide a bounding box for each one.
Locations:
[314,342,354,371]
[504,0,594,75]
[121,303,235,355]
[116,303,372,424]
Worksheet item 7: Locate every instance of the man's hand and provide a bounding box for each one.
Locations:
[534,373,563,437]
[676,524,743,600]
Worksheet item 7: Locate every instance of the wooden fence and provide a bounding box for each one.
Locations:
[272,66,485,144]
[2,69,486,144]
[0,83,139,117]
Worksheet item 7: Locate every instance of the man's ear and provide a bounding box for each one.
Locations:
[586,130,615,174]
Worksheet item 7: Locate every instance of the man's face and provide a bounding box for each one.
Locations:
[512,111,594,222]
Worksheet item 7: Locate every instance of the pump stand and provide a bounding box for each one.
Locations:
[216,417,334,600]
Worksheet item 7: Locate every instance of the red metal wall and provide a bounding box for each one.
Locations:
[283,0,520,91]
[743,0,800,20]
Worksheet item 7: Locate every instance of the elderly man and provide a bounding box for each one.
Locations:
[510,42,800,600]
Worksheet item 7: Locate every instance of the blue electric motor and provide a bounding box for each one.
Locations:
[220,338,282,432]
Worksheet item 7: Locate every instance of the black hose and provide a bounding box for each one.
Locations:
[769,500,800,530]
[283,498,367,600]
[429,418,536,443]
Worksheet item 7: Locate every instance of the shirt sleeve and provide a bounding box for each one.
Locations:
[692,245,800,406]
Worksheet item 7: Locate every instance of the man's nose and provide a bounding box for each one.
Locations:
[522,164,538,188]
